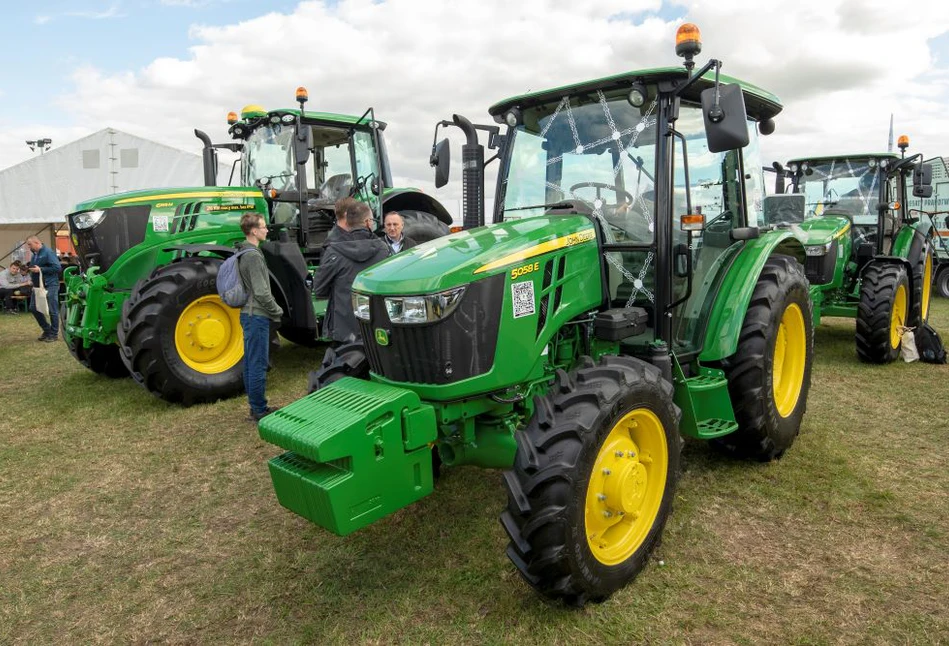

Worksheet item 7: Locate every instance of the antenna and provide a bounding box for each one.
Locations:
[887,114,894,153]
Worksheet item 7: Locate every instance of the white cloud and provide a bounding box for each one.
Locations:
[34,2,126,24]
[6,0,949,217]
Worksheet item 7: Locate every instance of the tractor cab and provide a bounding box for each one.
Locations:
[228,96,391,257]
[487,64,781,361]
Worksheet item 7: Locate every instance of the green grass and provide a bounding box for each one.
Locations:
[2,301,948,645]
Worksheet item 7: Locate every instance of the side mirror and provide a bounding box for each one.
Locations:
[295,125,313,165]
[701,84,749,153]
[431,138,451,188]
[913,163,933,198]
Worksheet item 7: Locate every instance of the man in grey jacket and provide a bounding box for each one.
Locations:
[237,212,284,421]
[313,198,389,343]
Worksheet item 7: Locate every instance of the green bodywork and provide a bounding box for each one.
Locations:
[63,188,267,346]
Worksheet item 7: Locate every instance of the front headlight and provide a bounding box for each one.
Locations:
[805,242,833,257]
[383,286,466,325]
[72,209,105,230]
[352,292,371,320]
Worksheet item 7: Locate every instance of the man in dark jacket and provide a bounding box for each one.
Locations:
[237,213,284,422]
[382,211,418,255]
[313,198,389,343]
[25,236,62,342]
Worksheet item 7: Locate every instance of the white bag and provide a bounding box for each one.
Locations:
[900,327,918,363]
[33,271,49,318]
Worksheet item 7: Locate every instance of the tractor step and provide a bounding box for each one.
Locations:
[695,417,739,438]
[675,370,739,439]
[259,377,437,536]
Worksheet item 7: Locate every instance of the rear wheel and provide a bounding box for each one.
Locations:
[399,210,450,243]
[117,260,245,405]
[718,255,813,461]
[909,245,933,324]
[500,356,681,606]
[856,262,909,364]
[307,342,368,393]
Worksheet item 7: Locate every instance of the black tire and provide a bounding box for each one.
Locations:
[936,264,949,299]
[856,262,909,364]
[117,260,245,405]
[307,342,369,393]
[718,255,813,461]
[61,316,129,378]
[500,356,682,606]
[399,210,450,243]
[908,242,933,325]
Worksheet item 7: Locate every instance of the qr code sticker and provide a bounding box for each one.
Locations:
[153,215,169,232]
[511,280,535,318]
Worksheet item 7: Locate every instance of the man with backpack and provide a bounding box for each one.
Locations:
[235,212,283,421]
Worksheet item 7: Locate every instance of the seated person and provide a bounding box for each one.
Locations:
[0,261,32,313]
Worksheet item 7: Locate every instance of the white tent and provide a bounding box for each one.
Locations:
[0,127,233,263]
[0,127,233,224]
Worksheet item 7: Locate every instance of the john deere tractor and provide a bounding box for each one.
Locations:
[768,140,934,362]
[258,25,814,604]
[61,88,452,404]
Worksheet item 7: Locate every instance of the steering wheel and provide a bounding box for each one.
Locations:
[568,182,634,207]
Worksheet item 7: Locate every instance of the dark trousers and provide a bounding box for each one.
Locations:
[30,282,59,337]
[240,313,271,415]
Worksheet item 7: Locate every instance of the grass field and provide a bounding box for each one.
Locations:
[2,300,948,645]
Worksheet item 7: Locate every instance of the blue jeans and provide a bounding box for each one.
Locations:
[31,281,60,337]
[241,313,271,415]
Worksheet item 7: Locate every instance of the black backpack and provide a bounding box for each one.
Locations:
[915,323,947,364]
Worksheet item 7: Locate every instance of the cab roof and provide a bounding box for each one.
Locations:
[489,66,782,122]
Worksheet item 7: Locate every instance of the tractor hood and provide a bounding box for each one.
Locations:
[72,186,263,212]
[354,215,597,295]
[796,215,851,247]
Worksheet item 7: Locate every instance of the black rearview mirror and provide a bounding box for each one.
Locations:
[701,83,749,153]
[295,125,313,165]
[913,163,933,197]
[432,138,451,188]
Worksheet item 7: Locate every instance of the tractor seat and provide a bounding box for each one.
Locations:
[320,174,353,201]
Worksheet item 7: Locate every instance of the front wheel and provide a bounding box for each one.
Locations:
[718,255,814,461]
[117,260,245,405]
[500,356,681,606]
[62,317,129,378]
[306,342,368,393]
[936,264,949,299]
[856,262,909,364]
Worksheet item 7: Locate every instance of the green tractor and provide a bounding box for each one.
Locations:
[259,24,815,604]
[770,141,934,362]
[61,88,452,404]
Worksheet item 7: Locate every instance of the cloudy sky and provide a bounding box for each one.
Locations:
[3,0,949,217]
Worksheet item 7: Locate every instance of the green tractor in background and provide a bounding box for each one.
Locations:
[258,24,815,605]
[768,139,934,362]
[62,88,452,404]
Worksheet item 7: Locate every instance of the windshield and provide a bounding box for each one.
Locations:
[796,159,886,226]
[502,90,659,243]
[242,123,296,190]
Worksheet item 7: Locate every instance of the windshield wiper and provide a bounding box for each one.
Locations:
[505,201,577,212]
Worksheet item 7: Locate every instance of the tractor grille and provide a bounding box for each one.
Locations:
[70,205,151,272]
[359,273,504,384]
[804,241,838,286]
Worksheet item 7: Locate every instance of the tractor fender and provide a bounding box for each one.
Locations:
[891,219,933,263]
[381,188,453,225]
[698,231,806,363]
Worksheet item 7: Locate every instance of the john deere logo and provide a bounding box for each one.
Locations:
[374,328,389,346]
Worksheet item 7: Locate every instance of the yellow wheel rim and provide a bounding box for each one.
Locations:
[921,251,932,322]
[585,408,668,566]
[772,302,807,418]
[174,295,244,374]
[889,283,908,350]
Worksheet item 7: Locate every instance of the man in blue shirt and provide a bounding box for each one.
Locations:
[25,236,62,342]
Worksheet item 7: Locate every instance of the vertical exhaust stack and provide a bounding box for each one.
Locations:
[453,114,485,230]
[194,129,218,187]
